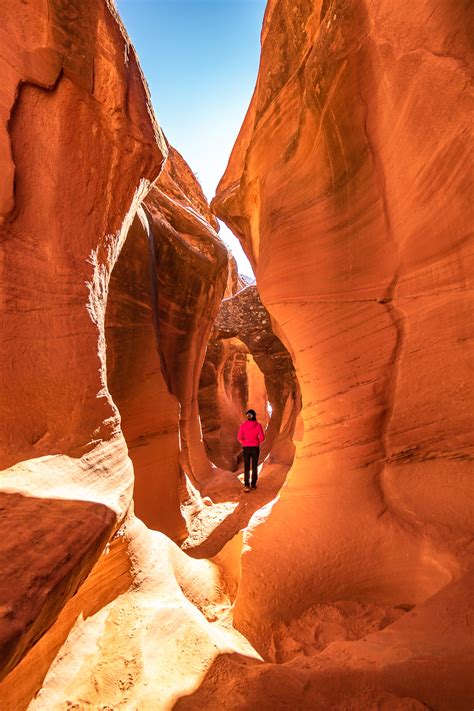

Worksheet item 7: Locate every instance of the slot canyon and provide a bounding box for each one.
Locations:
[0,0,472,709]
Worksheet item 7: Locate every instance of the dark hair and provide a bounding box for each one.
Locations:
[246,409,257,420]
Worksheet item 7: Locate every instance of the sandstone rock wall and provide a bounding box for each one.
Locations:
[213,0,474,685]
[0,0,227,680]
[0,0,165,470]
[105,207,185,541]
[144,146,229,487]
[200,285,300,470]
[105,144,229,536]
[0,0,166,676]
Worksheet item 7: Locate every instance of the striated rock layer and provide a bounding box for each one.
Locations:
[106,145,228,538]
[105,206,184,540]
[213,0,474,703]
[199,285,300,471]
[0,0,165,676]
[144,146,229,488]
[0,0,227,683]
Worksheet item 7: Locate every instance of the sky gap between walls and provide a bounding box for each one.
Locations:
[116,0,267,277]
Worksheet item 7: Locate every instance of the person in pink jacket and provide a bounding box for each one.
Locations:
[238,409,265,492]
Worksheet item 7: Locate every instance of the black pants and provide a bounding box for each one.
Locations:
[243,446,260,487]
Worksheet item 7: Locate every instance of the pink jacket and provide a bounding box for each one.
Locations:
[238,420,265,447]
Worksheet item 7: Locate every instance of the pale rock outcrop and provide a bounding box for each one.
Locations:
[0,515,261,709]
[213,0,474,702]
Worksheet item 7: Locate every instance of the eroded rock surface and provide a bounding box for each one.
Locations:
[0,0,167,675]
[144,146,229,487]
[213,0,474,703]
[105,144,228,538]
[199,285,300,470]
[105,207,185,540]
[1,0,472,708]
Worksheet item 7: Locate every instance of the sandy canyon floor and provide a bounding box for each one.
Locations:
[2,458,461,711]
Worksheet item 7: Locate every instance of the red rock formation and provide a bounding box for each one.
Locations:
[0,0,230,683]
[213,0,474,703]
[0,0,165,469]
[224,253,248,298]
[105,207,185,541]
[199,285,300,471]
[106,145,228,536]
[1,0,472,707]
[0,0,165,679]
[144,146,229,487]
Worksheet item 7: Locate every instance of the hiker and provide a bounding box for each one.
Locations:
[238,409,265,492]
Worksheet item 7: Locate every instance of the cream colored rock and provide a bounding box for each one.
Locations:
[0,516,261,710]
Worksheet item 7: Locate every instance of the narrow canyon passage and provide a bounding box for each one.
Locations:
[0,0,472,709]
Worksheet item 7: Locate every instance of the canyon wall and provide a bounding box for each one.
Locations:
[0,0,227,680]
[0,0,166,676]
[106,145,228,539]
[213,0,474,701]
[144,147,229,488]
[1,0,472,707]
[200,285,300,470]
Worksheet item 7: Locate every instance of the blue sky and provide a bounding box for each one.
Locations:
[116,0,266,275]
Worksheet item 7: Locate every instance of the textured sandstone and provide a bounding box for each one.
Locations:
[144,146,229,488]
[0,0,165,678]
[199,285,300,470]
[213,0,474,702]
[0,515,261,710]
[0,0,165,468]
[0,0,231,677]
[1,0,472,707]
[105,207,185,541]
[106,143,228,537]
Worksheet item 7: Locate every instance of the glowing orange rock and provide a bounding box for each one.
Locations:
[213,0,474,704]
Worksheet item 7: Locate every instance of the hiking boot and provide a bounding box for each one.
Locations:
[244,486,250,492]
[251,484,257,490]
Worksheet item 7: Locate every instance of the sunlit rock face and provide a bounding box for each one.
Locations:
[0,0,165,470]
[105,207,185,541]
[0,515,261,710]
[214,0,474,701]
[199,285,300,470]
[144,146,229,488]
[106,145,228,536]
[224,253,248,298]
[0,0,166,678]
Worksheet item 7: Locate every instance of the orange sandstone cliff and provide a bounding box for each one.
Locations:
[0,0,165,677]
[106,145,228,539]
[0,0,228,684]
[1,0,473,708]
[213,0,474,705]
